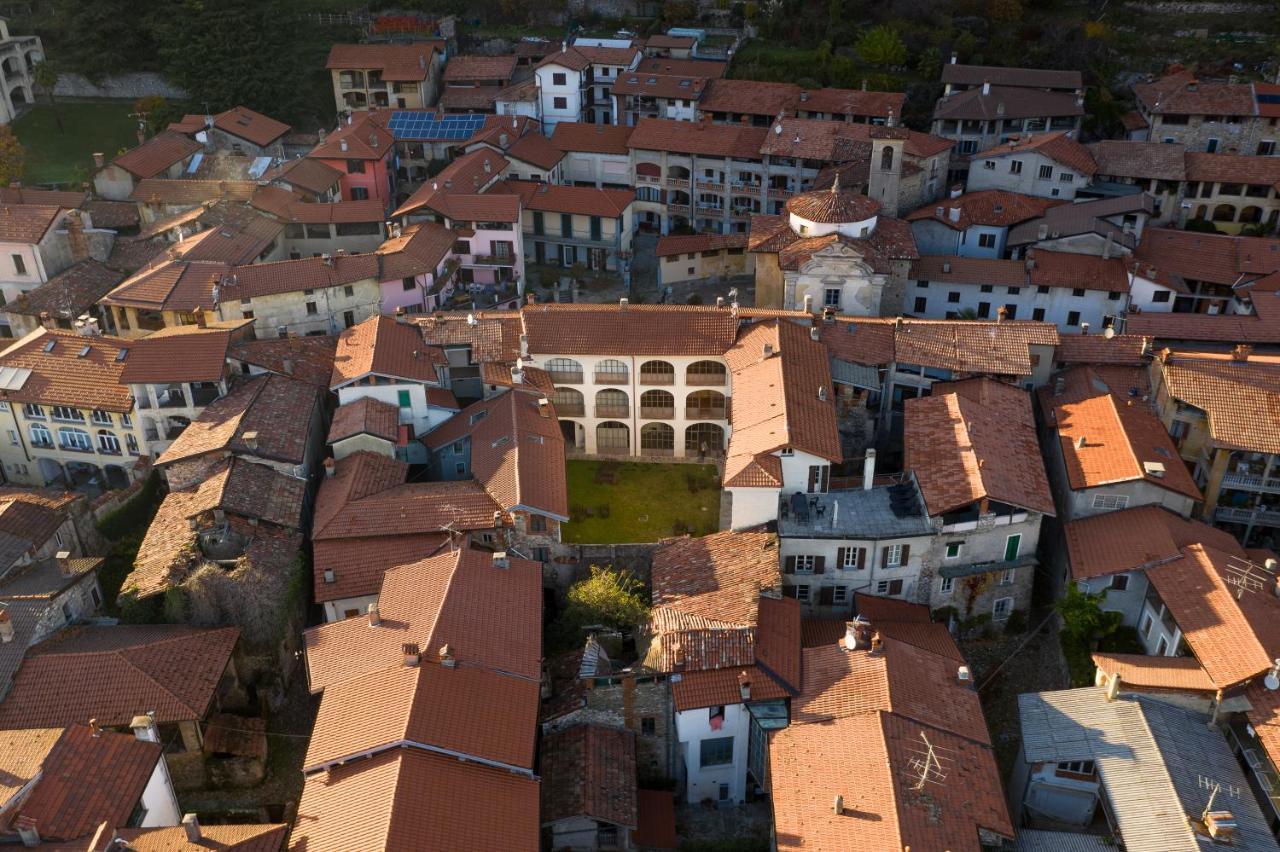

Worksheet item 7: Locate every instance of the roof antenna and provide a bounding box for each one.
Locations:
[832,173,840,195]
[1222,557,1268,600]
[905,732,949,791]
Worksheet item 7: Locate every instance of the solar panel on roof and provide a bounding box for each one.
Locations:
[387,111,486,141]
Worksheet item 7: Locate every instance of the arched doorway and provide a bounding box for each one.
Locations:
[597,421,630,455]
[685,423,725,456]
[36,457,64,485]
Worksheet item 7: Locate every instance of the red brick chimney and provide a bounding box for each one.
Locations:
[63,210,89,263]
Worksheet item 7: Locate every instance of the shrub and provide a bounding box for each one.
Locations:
[96,473,162,541]
[687,294,704,305]
[1003,608,1029,634]
[548,566,650,652]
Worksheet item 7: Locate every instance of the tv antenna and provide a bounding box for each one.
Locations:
[904,731,950,791]
[438,520,460,549]
[1223,557,1268,600]
[1199,775,1241,820]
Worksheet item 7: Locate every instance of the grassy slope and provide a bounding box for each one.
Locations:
[13,100,139,186]
[561,460,721,543]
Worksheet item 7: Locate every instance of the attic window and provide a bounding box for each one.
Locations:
[115,349,128,362]
[77,345,90,358]
[469,409,488,425]
[628,76,638,83]
[491,435,510,448]
[527,433,545,444]
[42,340,54,353]
[679,79,690,87]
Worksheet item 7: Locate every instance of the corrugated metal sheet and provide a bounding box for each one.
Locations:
[1018,688,1279,851]
[1014,829,1114,851]
[829,358,880,390]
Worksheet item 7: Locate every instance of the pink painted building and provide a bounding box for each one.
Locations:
[375,221,460,314]
[308,112,398,212]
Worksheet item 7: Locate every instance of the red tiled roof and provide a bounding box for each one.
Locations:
[0,624,239,728]
[328,396,399,444]
[113,823,287,851]
[1091,652,1215,692]
[906,378,1055,516]
[223,252,379,300]
[313,533,449,604]
[424,389,568,519]
[610,72,708,101]
[627,117,768,159]
[941,64,1082,90]
[129,178,258,207]
[111,131,202,179]
[1088,139,1186,180]
[491,178,633,217]
[213,106,290,147]
[391,147,511,219]
[973,130,1097,176]
[654,232,747,257]
[0,204,63,244]
[270,157,344,195]
[119,320,247,384]
[226,335,337,388]
[290,747,539,852]
[723,320,842,486]
[904,189,1063,230]
[522,302,738,356]
[5,260,123,321]
[505,132,564,170]
[1055,333,1148,366]
[699,78,904,119]
[670,663,791,712]
[0,328,133,412]
[309,111,395,161]
[276,198,386,224]
[443,54,516,82]
[1064,503,1243,580]
[784,184,880,224]
[550,121,634,155]
[1132,227,1280,288]
[633,789,677,850]
[376,220,456,281]
[11,724,161,843]
[101,258,226,313]
[894,317,1058,374]
[1134,71,1256,117]
[933,86,1084,121]
[331,314,444,387]
[541,725,637,827]
[1154,348,1280,454]
[325,42,443,81]
[1185,151,1280,189]
[747,213,918,274]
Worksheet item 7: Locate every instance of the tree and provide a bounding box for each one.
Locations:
[0,128,26,187]
[1056,583,1121,647]
[32,60,62,132]
[549,566,650,651]
[855,25,907,68]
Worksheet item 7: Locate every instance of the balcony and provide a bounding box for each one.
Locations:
[549,370,583,384]
[666,202,692,213]
[666,177,690,189]
[768,187,795,199]
[472,254,515,266]
[686,407,726,421]
[636,174,661,185]
[593,372,629,385]
[1216,506,1280,528]
[640,406,674,420]
[1222,472,1280,495]
[555,402,585,417]
[157,389,187,409]
[639,373,674,386]
[58,443,94,454]
[191,385,221,406]
[685,373,726,386]
[595,405,630,418]
[30,439,52,449]
[696,180,724,191]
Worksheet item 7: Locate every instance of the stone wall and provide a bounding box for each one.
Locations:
[544,676,675,780]
[52,73,186,101]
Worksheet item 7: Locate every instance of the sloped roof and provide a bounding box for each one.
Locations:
[941,64,1082,90]
[973,130,1097,176]
[325,42,442,81]
[491,178,634,217]
[541,725,637,828]
[226,335,337,388]
[4,259,125,321]
[376,220,457,281]
[905,189,1063,231]
[933,85,1084,121]
[522,302,738,356]
[312,533,449,605]
[213,105,291,147]
[270,156,344,195]
[114,823,287,851]
[1087,140,1187,181]
[443,54,517,82]
[328,396,399,444]
[221,253,380,300]
[0,204,63,244]
[627,117,768,159]
[905,378,1054,516]
[391,147,511,219]
[1154,348,1280,454]
[424,389,568,520]
[1090,652,1215,693]
[1064,503,1242,580]
[309,111,395,160]
[110,131,201,179]
[0,624,239,728]
[1134,71,1256,117]
[0,328,133,412]
[119,319,248,384]
[331,314,445,387]
[100,258,226,313]
[156,373,321,466]
[550,121,634,155]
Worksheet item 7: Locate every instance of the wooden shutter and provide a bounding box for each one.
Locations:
[836,547,848,568]
[856,547,867,569]
[781,584,797,598]
[820,465,830,493]
[819,586,834,605]
[889,579,903,595]
[807,465,818,493]
[784,555,796,574]
[813,556,826,574]
[900,545,910,566]
[880,548,889,569]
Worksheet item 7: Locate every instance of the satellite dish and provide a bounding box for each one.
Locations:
[1265,672,1279,691]
[1104,326,1116,339]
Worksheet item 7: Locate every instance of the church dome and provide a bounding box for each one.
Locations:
[784,177,881,225]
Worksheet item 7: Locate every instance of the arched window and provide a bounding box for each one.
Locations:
[686,360,727,386]
[639,389,674,419]
[1212,204,1236,223]
[126,434,139,455]
[97,430,120,454]
[596,421,630,454]
[58,427,90,451]
[29,423,51,447]
[686,423,725,453]
[641,423,675,455]
[639,360,675,385]
[686,390,727,420]
[880,145,894,171]
[594,359,629,384]
[551,387,585,416]
[546,357,583,383]
[595,389,629,418]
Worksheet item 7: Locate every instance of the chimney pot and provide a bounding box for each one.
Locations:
[1105,672,1121,701]
[738,669,751,701]
[55,551,72,576]
[130,712,159,743]
[439,643,456,667]
[1081,322,1090,335]
[242,430,259,451]
[323,458,336,478]
[834,795,844,815]
[982,80,991,95]
[492,551,510,569]
[367,603,380,627]
[762,343,774,358]
[863,449,877,491]
[1233,343,1252,361]
[810,325,820,341]
[14,816,39,847]
[182,814,202,843]
[0,607,13,643]
[957,665,972,685]
[803,293,813,313]
[619,297,628,310]
[403,643,421,666]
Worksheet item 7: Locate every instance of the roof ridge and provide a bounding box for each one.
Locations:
[116,647,202,717]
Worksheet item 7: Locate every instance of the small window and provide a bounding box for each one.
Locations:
[530,514,547,533]
[1156,636,1168,655]
[978,233,996,249]
[1059,172,1074,183]
[1037,164,1053,180]
[641,717,656,736]
[1009,160,1023,174]
[350,187,369,201]
[11,254,25,275]
[346,159,366,174]
[397,390,411,408]
[832,585,848,605]
[1141,614,1153,638]
[1066,311,1080,327]
[552,72,567,86]
[945,542,962,559]
[1072,288,1086,298]
[993,597,1013,620]
[1110,573,1130,592]
[795,584,811,602]
[947,292,960,304]
[553,96,568,109]
[1152,290,1171,303]
[1032,308,1046,321]
[940,576,954,594]
[980,284,993,293]
[343,285,354,298]
[1091,493,1129,510]
[999,568,1016,586]
[455,462,466,475]
[983,160,996,170]
[884,544,903,568]
[875,578,904,596]
[913,296,927,312]
[306,302,318,315]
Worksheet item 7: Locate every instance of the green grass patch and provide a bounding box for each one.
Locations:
[561,460,721,543]
[13,101,139,186]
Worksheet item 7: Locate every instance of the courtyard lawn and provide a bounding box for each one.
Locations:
[561,460,721,544]
[12,101,140,186]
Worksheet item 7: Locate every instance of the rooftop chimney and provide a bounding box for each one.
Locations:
[948,207,961,223]
[942,261,951,273]
[242,430,259,451]
[63,210,89,263]
[323,458,336,478]
[982,80,991,96]
[1206,811,1237,842]
[950,52,958,64]
[1075,435,1085,449]
[538,396,551,417]
[55,550,72,577]
[0,606,12,643]
[762,342,774,358]
[863,449,876,491]
[869,630,883,654]
[519,333,530,358]
[1037,223,1049,240]
[833,795,844,815]
[510,364,524,384]
[130,712,159,743]
[957,665,972,685]
[949,184,963,199]
[14,815,39,848]
[810,325,820,341]
[439,643,456,667]
[339,138,348,152]
[1080,322,1090,335]
[182,814,202,843]
[367,603,381,627]
[195,306,208,328]
[1104,672,1121,701]
[403,643,421,667]
[738,670,751,701]
[619,297,628,311]
[92,152,105,169]
[803,293,813,313]
[1233,343,1252,361]
[492,551,510,569]
[818,385,828,402]
[88,718,101,737]
[323,568,335,584]
[996,305,1007,324]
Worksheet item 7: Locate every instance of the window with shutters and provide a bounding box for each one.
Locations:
[884,544,904,568]
[807,464,830,494]
[1003,534,1021,562]
[832,585,848,605]
[839,547,864,570]
[795,584,811,602]
[875,578,904,596]
[793,555,820,574]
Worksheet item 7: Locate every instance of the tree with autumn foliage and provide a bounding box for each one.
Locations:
[0,128,26,186]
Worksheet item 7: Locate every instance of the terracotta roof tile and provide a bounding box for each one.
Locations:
[747,212,918,274]
[1049,388,1201,500]
[4,260,124,321]
[550,121,633,155]
[1088,139,1187,180]
[523,302,737,356]
[424,389,568,519]
[415,310,524,362]
[1185,151,1280,188]
[1147,544,1273,687]
[1029,248,1129,293]
[1244,679,1280,781]
[0,624,238,728]
[0,727,64,811]
[111,132,202,179]
[491,178,633,217]
[973,130,1096,176]
[328,396,399,444]
[275,198,386,225]
[627,117,768,159]
[113,823,287,851]
[290,747,539,852]
[1133,227,1280,288]
[892,318,1058,375]
[212,106,290,147]
[0,204,63,244]
[541,725,637,827]
[331,314,444,387]
[700,79,903,119]
[1134,71,1256,117]
[270,157,344,195]
[654,232,746,257]
[11,724,161,842]
[443,54,516,82]
[941,64,1082,90]
[1055,333,1148,366]
[1155,348,1280,453]
[391,147,511,219]
[1091,652,1215,692]
[0,328,133,412]
[129,179,258,207]
[933,86,1084,121]
[325,43,443,81]
[1064,504,1242,580]
[221,252,379,300]
[101,258,226,313]
[818,317,897,366]
[905,189,1064,230]
[312,533,449,604]
[375,221,456,281]
[906,378,1054,515]
[784,184,880,223]
[226,335,336,388]
[504,132,564,170]
[119,320,247,384]
[82,198,140,229]
[156,373,320,466]
[0,186,86,207]
[309,111,396,161]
